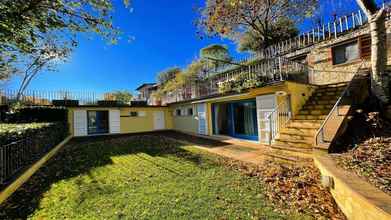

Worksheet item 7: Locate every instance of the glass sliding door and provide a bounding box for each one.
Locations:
[87,111,109,134]
[232,100,258,140]
[212,103,231,136]
[212,99,258,141]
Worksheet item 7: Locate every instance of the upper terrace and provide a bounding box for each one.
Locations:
[161,6,391,105]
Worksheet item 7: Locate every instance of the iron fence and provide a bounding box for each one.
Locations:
[0,122,68,185]
[0,89,105,106]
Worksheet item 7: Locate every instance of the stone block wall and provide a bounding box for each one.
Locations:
[289,21,391,85]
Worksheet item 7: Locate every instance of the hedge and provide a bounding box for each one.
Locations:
[0,122,69,184]
[0,122,69,147]
[4,107,68,123]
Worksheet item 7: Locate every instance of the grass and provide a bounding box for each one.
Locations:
[0,122,53,134]
[0,134,309,219]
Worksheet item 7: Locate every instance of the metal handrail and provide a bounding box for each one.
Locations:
[267,97,292,145]
[314,61,366,146]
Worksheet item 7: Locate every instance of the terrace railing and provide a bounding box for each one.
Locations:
[258,5,391,59]
[197,56,308,99]
[161,56,309,104]
[0,90,105,106]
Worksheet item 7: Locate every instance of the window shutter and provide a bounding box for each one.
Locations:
[73,110,87,136]
[109,110,120,134]
[360,35,371,59]
[327,47,333,65]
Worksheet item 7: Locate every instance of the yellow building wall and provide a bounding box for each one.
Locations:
[202,81,314,138]
[285,81,316,116]
[119,107,173,133]
[67,82,313,138]
[67,107,173,136]
[170,103,199,134]
[67,109,74,136]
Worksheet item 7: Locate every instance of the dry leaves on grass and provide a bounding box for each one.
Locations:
[220,159,346,220]
[336,137,391,196]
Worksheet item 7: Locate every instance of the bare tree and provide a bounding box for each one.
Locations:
[356,0,389,103]
[16,38,71,101]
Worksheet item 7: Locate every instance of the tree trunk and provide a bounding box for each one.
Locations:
[356,0,390,103]
[369,9,389,103]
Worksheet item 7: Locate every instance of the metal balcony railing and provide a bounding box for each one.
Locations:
[267,97,292,145]
[161,56,309,104]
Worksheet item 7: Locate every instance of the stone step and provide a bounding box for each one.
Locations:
[307,95,340,101]
[299,109,331,115]
[271,144,313,156]
[281,126,318,135]
[274,139,313,148]
[278,132,313,142]
[295,114,327,120]
[286,119,323,128]
[302,104,334,111]
[319,82,348,88]
[313,91,343,96]
[306,99,338,105]
[315,87,346,92]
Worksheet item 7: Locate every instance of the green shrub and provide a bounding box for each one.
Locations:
[0,122,69,184]
[0,122,69,148]
[4,107,68,123]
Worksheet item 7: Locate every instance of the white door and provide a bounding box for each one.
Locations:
[74,110,87,137]
[154,111,165,130]
[197,103,208,135]
[256,95,276,144]
[109,110,120,134]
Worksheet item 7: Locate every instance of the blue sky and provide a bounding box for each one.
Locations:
[4,0,385,94]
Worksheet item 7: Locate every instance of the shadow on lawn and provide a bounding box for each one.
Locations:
[0,132,224,219]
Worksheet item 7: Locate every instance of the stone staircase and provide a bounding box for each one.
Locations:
[267,82,348,163]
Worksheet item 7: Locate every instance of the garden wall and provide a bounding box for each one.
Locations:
[315,156,391,220]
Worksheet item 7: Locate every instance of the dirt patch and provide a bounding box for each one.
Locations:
[220,158,346,219]
[334,137,391,196]
[331,103,391,196]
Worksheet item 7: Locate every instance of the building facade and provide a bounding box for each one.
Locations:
[68,9,390,161]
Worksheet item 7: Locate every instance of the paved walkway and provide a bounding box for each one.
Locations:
[167,134,269,165]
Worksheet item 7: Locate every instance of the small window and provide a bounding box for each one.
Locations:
[332,41,359,65]
[187,108,193,116]
[138,111,146,117]
[176,109,181,116]
[130,111,138,117]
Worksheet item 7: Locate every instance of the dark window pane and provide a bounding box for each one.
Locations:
[130,111,138,117]
[188,108,193,116]
[88,111,109,134]
[332,41,359,65]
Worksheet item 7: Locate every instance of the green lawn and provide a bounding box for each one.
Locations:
[0,134,308,219]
